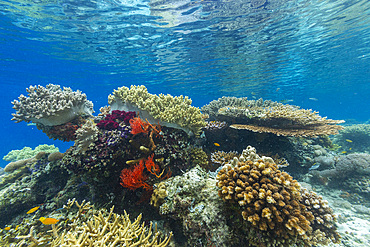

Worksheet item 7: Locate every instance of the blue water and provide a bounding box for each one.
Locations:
[0,0,369,167]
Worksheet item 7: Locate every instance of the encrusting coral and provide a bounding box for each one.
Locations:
[108,85,206,136]
[202,97,344,137]
[11,84,94,126]
[216,146,340,246]
[3,144,59,162]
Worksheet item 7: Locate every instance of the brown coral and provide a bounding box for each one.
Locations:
[216,146,340,246]
[203,97,344,137]
[210,150,238,167]
[301,188,341,245]
[216,158,314,240]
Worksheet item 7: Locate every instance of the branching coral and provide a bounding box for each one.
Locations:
[108,85,206,135]
[11,84,94,126]
[12,199,172,247]
[216,146,340,246]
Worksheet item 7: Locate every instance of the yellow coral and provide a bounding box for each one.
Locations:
[108,85,206,135]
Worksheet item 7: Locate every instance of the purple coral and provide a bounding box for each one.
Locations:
[97,110,136,130]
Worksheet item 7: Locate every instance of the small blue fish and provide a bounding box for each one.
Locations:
[309,163,320,171]
[309,97,318,101]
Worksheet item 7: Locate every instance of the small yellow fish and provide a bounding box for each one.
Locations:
[27,206,40,214]
[341,151,347,154]
[345,139,353,143]
[349,148,352,150]
[15,225,19,231]
[39,217,59,225]
[214,143,220,147]
[4,226,11,231]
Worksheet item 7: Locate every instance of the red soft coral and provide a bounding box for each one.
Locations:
[120,163,151,191]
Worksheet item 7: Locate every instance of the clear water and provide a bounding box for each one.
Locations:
[0,0,369,165]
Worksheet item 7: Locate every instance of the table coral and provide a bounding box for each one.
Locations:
[11,84,94,126]
[108,85,206,136]
[202,97,344,137]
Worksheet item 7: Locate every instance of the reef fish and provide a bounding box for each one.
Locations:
[345,139,353,143]
[309,97,318,101]
[214,143,220,147]
[26,206,40,214]
[341,151,347,154]
[309,163,320,171]
[39,217,59,225]
[4,226,10,231]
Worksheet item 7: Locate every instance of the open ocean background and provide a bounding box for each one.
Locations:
[0,0,369,167]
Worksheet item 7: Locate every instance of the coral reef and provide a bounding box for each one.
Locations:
[310,153,370,196]
[0,155,70,226]
[333,124,370,153]
[301,188,341,245]
[0,199,172,246]
[202,97,344,137]
[3,144,59,162]
[216,146,340,246]
[151,166,232,246]
[50,203,172,246]
[11,84,94,126]
[189,147,210,170]
[108,85,206,135]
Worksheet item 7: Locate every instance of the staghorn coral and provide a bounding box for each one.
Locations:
[11,84,94,126]
[108,85,206,136]
[50,206,172,246]
[216,146,340,246]
[8,199,172,247]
